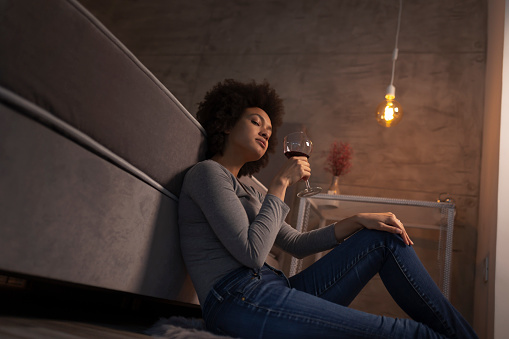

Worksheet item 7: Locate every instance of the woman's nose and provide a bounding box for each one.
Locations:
[259,130,268,139]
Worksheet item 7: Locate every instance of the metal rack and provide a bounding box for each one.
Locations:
[289,193,455,299]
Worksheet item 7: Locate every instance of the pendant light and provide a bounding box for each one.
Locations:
[376,0,403,127]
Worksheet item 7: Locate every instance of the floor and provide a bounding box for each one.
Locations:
[0,316,152,339]
[0,273,202,339]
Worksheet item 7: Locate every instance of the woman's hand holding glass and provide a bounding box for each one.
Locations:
[279,155,312,186]
[283,132,322,197]
[268,155,311,201]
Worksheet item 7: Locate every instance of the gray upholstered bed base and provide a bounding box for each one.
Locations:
[0,0,206,305]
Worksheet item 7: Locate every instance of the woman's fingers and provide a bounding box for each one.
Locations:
[387,214,414,246]
[285,156,311,185]
[357,212,414,246]
[296,157,311,179]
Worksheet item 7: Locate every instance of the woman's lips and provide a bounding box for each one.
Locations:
[256,139,266,148]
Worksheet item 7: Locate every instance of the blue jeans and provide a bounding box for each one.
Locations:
[202,229,478,338]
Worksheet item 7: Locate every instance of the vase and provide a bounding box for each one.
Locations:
[327,176,341,195]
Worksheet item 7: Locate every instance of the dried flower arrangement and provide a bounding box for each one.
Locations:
[325,141,353,177]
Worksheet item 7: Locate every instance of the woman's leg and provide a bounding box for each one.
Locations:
[289,228,477,339]
[204,265,444,338]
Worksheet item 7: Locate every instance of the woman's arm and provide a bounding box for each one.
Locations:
[183,161,290,268]
[274,212,413,259]
[275,222,338,259]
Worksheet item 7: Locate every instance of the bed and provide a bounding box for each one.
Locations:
[0,0,207,305]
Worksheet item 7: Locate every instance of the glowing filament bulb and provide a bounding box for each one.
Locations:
[376,91,403,127]
[385,105,395,121]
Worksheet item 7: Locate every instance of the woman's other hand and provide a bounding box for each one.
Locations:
[334,212,414,246]
[355,212,414,246]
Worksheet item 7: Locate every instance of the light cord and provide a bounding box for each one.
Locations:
[389,0,403,87]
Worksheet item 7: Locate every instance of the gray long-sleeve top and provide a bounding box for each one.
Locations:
[178,160,339,306]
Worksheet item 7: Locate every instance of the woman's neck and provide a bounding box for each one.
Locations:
[211,154,243,178]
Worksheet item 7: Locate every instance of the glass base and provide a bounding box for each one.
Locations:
[297,186,322,198]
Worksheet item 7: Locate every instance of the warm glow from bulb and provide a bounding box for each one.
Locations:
[375,95,403,127]
[384,105,395,121]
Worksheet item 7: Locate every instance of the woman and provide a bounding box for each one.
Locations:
[178,79,477,338]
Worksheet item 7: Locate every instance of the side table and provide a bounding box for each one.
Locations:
[289,194,455,299]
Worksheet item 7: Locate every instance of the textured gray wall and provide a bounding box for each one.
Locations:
[81,0,486,323]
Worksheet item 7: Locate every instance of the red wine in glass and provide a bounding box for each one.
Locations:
[284,151,309,159]
[283,132,322,198]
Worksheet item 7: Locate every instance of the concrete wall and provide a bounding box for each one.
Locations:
[81,0,486,325]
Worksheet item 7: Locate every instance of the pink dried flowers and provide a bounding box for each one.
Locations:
[325,141,353,177]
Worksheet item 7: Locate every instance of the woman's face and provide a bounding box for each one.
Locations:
[227,107,272,162]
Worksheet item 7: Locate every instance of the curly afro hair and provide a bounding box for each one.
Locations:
[196,79,285,177]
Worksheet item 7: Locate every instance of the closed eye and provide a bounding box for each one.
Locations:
[251,120,260,126]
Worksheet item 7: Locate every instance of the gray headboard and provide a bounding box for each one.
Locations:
[0,0,206,304]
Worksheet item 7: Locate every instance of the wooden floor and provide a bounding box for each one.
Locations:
[0,273,202,339]
[0,316,152,339]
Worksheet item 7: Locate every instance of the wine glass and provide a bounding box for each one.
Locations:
[284,132,322,198]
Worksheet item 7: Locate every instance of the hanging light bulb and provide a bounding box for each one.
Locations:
[376,84,403,127]
[376,0,403,128]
